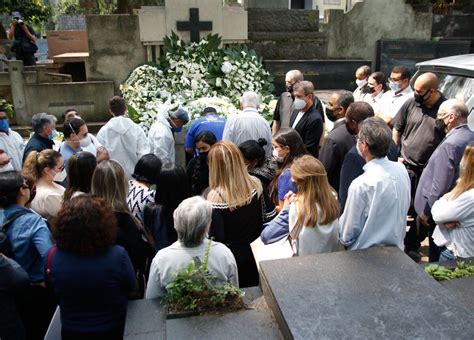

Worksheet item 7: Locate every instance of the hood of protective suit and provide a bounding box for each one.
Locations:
[106,116,134,135]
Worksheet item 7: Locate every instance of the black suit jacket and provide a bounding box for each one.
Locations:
[319,120,356,192]
[289,104,323,157]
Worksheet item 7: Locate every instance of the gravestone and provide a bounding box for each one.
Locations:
[259,247,474,339]
[265,59,372,94]
[376,39,471,76]
[138,0,247,62]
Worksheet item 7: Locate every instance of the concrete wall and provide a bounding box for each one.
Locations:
[47,31,89,58]
[86,15,147,94]
[24,81,114,123]
[326,0,432,62]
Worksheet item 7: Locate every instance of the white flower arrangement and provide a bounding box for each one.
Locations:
[120,33,275,132]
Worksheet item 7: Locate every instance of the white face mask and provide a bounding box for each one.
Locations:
[53,169,67,182]
[356,141,364,159]
[272,149,284,163]
[79,135,92,148]
[293,98,306,110]
[0,162,14,173]
[356,79,367,89]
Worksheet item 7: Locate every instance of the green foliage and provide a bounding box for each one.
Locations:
[0,0,52,25]
[0,98,14,119]
[425,261,474,281]
[162,240,245,314]
[55,0,83,16]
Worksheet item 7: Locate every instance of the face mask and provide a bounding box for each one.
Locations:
[293,98,306,110]
[414,89,431,104]
[388,81,401,93]
[366,86,376,94]
[0,119,9,133]
[272,149,284,163]
[286,84,294,93]
[53,169,67,182]
[199,151,208,163]
[79,135,92,148]
[435,118,447,132]
[356,79,367,88]
[48,129,59,140]
[325,107,339,122]
[356,141,364,158]
[0,162,14,172]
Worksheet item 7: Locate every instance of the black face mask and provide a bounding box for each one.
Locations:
[435,118,446,132]
[286,84,294,93]
[366,86,376,94]
[414,89,431,105]
[199,151,208,163]
[325,107,339,122]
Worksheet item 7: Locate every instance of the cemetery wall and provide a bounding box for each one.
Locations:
[326,0,432,62]
[86,15,147,94]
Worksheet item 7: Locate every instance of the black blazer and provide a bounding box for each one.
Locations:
[319,120,356,192]
[289,104,323,158]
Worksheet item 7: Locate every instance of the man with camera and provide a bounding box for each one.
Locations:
[7,11,37,66]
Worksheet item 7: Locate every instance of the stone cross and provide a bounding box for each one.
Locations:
[177,8,213,43]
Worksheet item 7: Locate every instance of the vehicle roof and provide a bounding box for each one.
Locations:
[415,54,474,77]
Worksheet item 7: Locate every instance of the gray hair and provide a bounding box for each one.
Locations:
[286,70,304,82]
[240,91,260,109]
[358,117,392,158]
[173,196,213,247]
[31,113,57,134]
[335,90,354,110]
[440,98,469,120]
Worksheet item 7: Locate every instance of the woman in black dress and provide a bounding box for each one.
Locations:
[207,141,276,287]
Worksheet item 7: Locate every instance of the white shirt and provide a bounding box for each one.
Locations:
[339,157,411,250]
[0,129,24,171]
[432,189,474,258]
[353,86,366,102]
[291,111,305,129]
[148,112,175,166]
[378,86,414,118]
[145,240,239,299]
[289,204,339,256]
[363,91,384,114]
[97,116,150,178]
[31,183,65,220]
[223,107,272,157]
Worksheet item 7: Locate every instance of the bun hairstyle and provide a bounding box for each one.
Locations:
[22,149,62,182]
[239,138,267,166]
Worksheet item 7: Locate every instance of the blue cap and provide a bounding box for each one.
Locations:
[12,12,22,18]
[169,107,189,124]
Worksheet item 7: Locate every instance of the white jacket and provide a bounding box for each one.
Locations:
[97,116,150,177]
[148,112,175,165]
[0,129,24,171]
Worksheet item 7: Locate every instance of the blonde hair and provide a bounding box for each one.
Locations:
[91,160,154,246]
[22,149,62,182]
[450,144,474,199]
[290,155,340,227]
[208,141,262,210]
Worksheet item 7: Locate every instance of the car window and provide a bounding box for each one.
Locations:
[437,74,474,104]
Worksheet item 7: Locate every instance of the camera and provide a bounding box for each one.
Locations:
[18,19,24,26]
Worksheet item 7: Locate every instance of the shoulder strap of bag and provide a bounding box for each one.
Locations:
[1,210,30,232]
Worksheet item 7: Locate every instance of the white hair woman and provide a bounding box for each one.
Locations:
[145,196,238,299]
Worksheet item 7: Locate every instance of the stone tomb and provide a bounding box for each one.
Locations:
[259,246,474,339]
[376,39,471,77]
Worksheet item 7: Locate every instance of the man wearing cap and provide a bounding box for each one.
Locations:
[148,107,189,166]
[184,107,226,161]
[7,11,37,66]
[97,96,150,178]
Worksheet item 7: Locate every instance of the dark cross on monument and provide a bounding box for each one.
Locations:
[177,8,213,43]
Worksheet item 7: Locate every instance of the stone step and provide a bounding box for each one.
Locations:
[259,247,474,339]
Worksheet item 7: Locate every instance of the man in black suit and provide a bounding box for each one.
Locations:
[319,90,355,192]
[289,81,323,157]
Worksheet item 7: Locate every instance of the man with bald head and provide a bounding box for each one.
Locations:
[392,72,447,259]
[353,65,371,101]
[414,99,474,261]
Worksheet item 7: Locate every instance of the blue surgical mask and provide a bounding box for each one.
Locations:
[48,129,59,140]
[0,119,9,133]
[388,81,401,93]
[172,126,183,133]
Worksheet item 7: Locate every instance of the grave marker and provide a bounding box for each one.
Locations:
[177,8,213,43]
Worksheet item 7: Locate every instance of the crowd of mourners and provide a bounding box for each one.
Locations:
[0,65,473,340]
